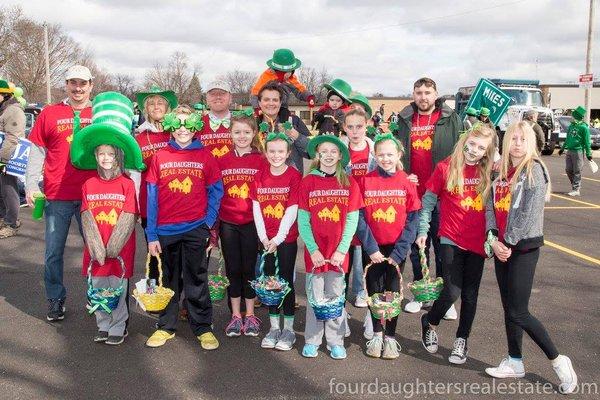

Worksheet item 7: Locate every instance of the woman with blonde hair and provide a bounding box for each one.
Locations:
[418,123,496,365]
[484,122,577,394]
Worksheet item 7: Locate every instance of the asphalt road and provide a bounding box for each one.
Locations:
[1,152,599,400]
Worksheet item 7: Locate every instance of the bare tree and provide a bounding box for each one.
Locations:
[297,66,332,104]
[112,73,138,99]
[0,6,23,71]
[144,52,201,99]
[180,72,202,105]
[217,69,257,95]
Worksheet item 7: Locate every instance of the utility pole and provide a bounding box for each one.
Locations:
[43,22,51,104]
[584,0,595,123]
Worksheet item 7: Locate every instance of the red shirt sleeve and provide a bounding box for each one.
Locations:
[406,179,422,213]
[80,180,90,212]
[298,176,310,211]
[425,162,447,195]
[249,170,260,201]
[348,177,364,212]
[204,153,222,186]
[287,170,301,206]
[122,178,137,214]
[28,107,47,148]
[146,153,159,184]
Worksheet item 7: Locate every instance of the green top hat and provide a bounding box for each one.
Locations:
[348,91,372,117]
[323,78,352,103]
[307,134,350,168]
[266,48,301,72]
[0,79,13,94]
[479,107,490,117]
[193,103,206,111]
[572,106,586,121]
[466,107,478,116]
[71,91,145,171]
[136,85,178,111]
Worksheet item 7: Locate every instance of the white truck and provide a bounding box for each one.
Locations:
[455,79,560,155]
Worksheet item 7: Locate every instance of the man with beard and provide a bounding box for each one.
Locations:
[392,77,463,315]
[26,65,95,321]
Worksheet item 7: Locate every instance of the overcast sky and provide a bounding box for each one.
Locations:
[4,0,598,95]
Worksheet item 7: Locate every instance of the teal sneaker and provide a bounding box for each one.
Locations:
[330,345,347,360]
[302,344,319,358]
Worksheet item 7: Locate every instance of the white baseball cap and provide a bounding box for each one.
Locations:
[65,65,93,81]
[206,80,231,93]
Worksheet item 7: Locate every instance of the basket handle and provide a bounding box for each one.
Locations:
[87,256,126,291]
[418,247,431,281]
[145,253,164,288]
[362,257,404,301]
[258,250,280,278]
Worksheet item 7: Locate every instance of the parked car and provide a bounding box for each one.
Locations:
[24,105,43,137]
[557,116,600,150]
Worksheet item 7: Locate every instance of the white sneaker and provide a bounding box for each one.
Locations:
[363,313,374,340]
[567,190,580,197]
[354,296,368,308]
[366,334,383,358]
[552,355,577,394]
[443,304,458,320]
[485,357,525,378]
[404,300,422,313]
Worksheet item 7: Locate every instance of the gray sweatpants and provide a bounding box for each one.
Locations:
[0,173,20,226]
[305,271,347,347]
[565,150,583,191]
[92,276,128,336]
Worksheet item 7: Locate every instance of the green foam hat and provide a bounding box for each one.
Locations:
[71,91,145,171]
[323,78,352,103]
[136,84,178,111]
[572,106,586,121]
[348,91,372,117]
[266,49,301,72]
[307,134,350,168]
[0,79,12,94]
[479,107,490,117]
[466,107,478,116]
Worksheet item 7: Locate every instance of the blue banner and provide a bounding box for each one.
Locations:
[0,132,31,179]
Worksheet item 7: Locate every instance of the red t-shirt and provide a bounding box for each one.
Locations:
[425,158,486,257]
[250,166,302,243]
[494,168,516,242]
[349,144,370,178]
[410,111,441,198]
[146,145,222,225]
[28,102,95,200]
[135,130,171,218]
[298,174,363,273]
[81,175,137,278]
[218,151,266,225]
[195,114,233,158]
[359,170,421,246]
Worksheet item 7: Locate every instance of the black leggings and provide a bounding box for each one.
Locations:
[141,218,159,281]
[427,244,485,339]
[363,244,403,336]
[495,248,559,360]
[220,221,259,299]
[262,241,297,317]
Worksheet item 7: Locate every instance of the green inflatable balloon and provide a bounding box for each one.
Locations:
[17,97,26,107]
[14,87,23,97]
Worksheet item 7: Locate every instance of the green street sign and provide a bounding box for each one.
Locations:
[463,78,510,126]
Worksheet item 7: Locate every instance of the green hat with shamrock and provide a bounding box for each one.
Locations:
[266,49,301,72]
[307,134,350,168]
[348,91,372,117]
[466,107,478,116]
[572,106,586,121]
[0,79,13,94]
[71,91,145,171]
[136,84,178,111]
[323,78,353,103]
[479,107,490,117]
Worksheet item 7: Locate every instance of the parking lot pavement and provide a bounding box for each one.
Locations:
[0,153,599,399]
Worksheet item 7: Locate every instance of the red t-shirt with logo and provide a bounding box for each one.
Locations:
[410,111,441,198]
[250,166,302,243]
[28,102,95,200]
[146,145,221,225]
[81,175,137,278]
[349,144,370,178]
[195,114,233,158]
[298,174,363,273]
[218,151,266,225]
[135,130,171,218]
[359,170,421,246]
[425,157,486,257]
[494,168,516,242]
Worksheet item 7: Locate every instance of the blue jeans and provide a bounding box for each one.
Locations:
[344,246,367,300]
[44,200,83,300]
[409,204,442,282]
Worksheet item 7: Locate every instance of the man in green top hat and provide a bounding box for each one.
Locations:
[558,106,593,196]
[348,91,373,117]
[463,107,479,130]
[250,48,315,109]
[0,78,26,239]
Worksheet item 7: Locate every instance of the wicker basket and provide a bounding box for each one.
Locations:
[250,251,291,307]
[307,263,346,321]
[408,248,443,302]
[363,258,404,322]
[132,253,174,312]
[208,252,229,301]
[86,256,125,315]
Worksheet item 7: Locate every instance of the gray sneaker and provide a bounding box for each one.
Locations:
[275,329,296,351]
[261,329,281,349]
[382,336,401,359]
[366,335,384,358]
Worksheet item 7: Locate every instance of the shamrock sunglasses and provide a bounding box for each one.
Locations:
[162,112,204,132]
